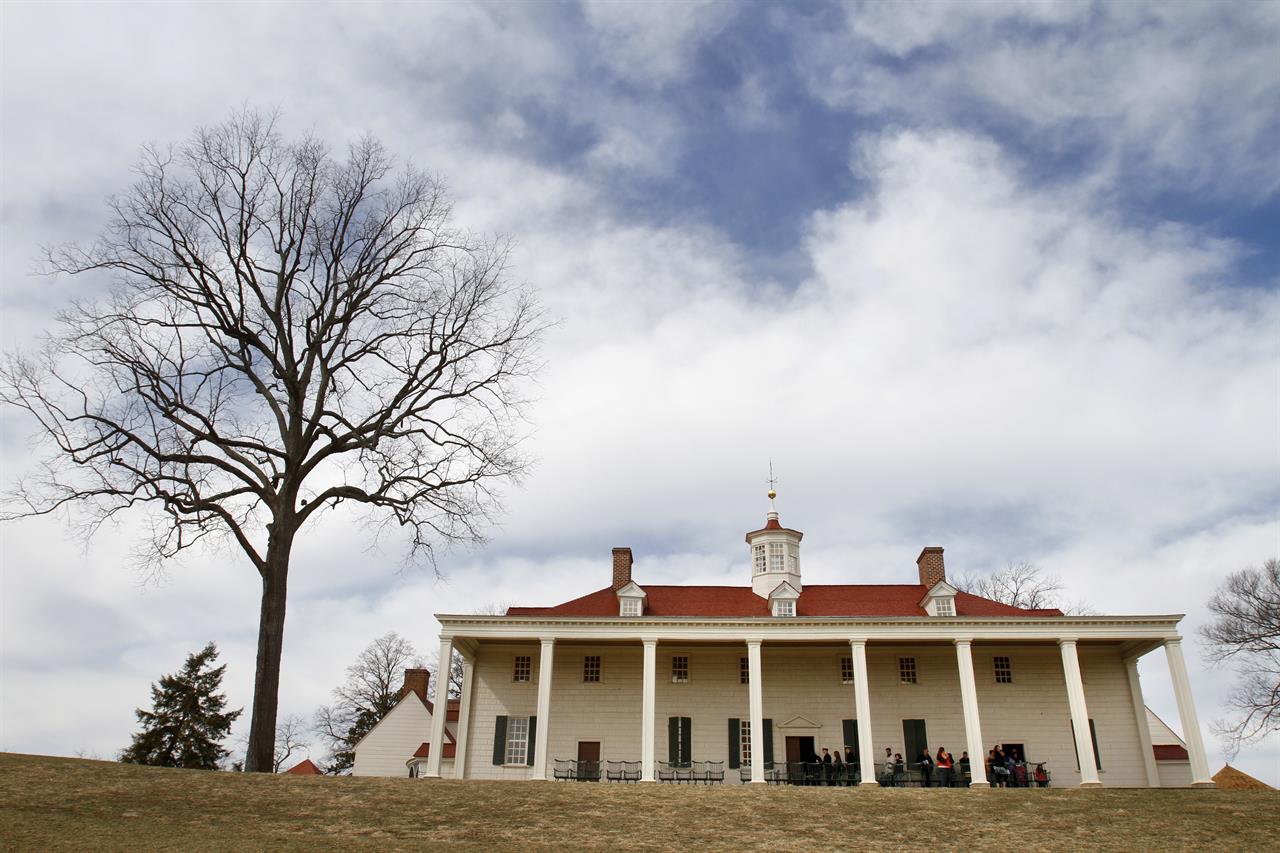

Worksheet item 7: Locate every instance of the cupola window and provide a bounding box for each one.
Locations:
[768,542,784,571]
[753,544,766,574]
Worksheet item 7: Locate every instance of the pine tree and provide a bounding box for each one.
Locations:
[120,642,242,769]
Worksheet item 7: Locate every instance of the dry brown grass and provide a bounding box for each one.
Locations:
[2,752,1277,852]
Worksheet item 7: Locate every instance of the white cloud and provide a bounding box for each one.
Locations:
[799,2,1280,198]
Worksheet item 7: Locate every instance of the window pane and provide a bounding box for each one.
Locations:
[994,656,1012,683]
[741,720,752,764]
[740,657,749,684]
[899,657,917,684]
[506,717,529,764]
[513,656,531,682]
[672,655,689,683]
[768,542,784,571]
[584,655,601,683]
[841,656,854,684]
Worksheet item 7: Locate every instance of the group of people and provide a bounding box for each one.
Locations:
[878,746,970,787]
[986,745,1049,788]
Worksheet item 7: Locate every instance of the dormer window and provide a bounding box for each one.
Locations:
[615,580,647,617]
[919,580,958,617]
[773,600,795,617]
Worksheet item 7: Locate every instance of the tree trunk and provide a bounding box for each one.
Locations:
[244,534,292,772]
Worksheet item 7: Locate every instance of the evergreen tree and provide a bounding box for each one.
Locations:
[120,642,242,769]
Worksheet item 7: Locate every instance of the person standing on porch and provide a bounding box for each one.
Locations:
[919,749,934,787]
[935,748,952,788]
[831,748,844,785]
[821,748,833,785]
[881,748,894,786]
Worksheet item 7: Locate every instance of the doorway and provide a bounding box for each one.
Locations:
[576,741,601,782]
[785,735,816,764]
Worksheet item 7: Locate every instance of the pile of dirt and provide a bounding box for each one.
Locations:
[1211,764,1274,790]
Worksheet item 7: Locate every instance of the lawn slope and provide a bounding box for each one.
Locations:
[2,753,1276,852]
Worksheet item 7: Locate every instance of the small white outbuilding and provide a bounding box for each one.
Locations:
[351,668,459,777]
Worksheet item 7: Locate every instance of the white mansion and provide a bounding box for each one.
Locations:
[404,495,1214,787]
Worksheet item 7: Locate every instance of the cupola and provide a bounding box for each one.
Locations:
[748,485,804,599]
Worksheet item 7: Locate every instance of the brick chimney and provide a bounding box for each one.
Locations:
[917,547,945,588]
[612,547,633,590]
[401,668,431,703]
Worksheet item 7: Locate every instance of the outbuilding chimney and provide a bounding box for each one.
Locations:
[401,668,431,703]
[917,547,946,588]
[612,547,633,590]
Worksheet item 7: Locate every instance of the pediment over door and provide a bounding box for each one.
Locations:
[777,715,822,731]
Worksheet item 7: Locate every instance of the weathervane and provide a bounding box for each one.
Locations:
[767,460,777,501]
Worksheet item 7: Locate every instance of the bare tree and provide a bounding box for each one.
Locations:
[1200,558,1280,757]
[951,560,1094,613]
[427,648,465,701]
[273,714,310,773]
[0,111,542,771]
[313,632,421,773]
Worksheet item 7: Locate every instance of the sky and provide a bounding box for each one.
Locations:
[1,1,1278,784]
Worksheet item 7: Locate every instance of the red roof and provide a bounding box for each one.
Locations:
[419,696,462,722]
[506,584,1063,618]
[413,741,457,759]
[283,758,323,775]
[1153,744,1189,761]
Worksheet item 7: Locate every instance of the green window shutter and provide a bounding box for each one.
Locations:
[842,719,859,760]
[680,717,692,766]
[1088,719,1101,770]
[668,716,679,765]
[527,716,537,767]
[762,719,774,769]
[728,719,740,770]
[492,715,508,766]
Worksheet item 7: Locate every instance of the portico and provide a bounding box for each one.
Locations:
[424,617,1212,788]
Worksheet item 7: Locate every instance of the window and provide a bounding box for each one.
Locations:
[506,717,529,765]
[994,656,1013,683]
[753,544,766,574]
[584,655,601,683]
[1071,719,1103,771]
[672,655,689,683]
[787,543,799,572]
[513,655,531,682]
[768,542,784,571]
[740,657,750,684]
[740,720,752,765]
[899,657,917,684]
[841,656,854,684]
[669,716,692,766]
[773,599,795,617]
[621,598,641,616]
[934,597,955,616]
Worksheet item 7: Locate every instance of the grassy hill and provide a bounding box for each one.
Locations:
[2,752,1276,852]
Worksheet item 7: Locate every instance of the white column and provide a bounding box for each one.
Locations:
[1123,656,1159,787]
[954,639,989,788]
[1164,638,1215,787]
[641,638,657,782]
[1059,638,1102,787]
[849,638,878,786]
[746,639,765,784]
[453,655,476,780]
[531,637,555,780]
[424,635,453,778]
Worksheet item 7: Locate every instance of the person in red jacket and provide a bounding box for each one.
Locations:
[935,747,953,788]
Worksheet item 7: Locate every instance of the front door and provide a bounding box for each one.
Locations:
[577,741,601,782]
[903,719,928,768]
[785,735,816,764]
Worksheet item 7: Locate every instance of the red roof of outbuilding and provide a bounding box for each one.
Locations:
[505,584,1063,618]
[1153,744,1189,761]
[283,758,324,775]
[414,741,456,759]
